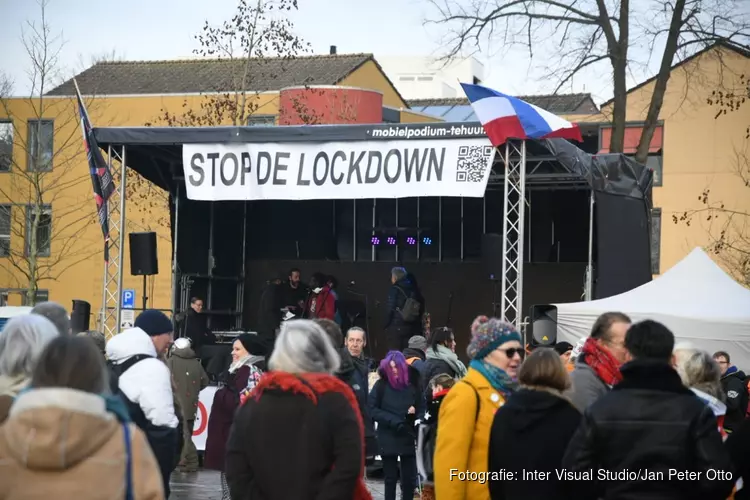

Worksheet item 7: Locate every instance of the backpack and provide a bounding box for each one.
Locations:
[416,380,481,485]
[396,287,421,323]
[107,354,152,393]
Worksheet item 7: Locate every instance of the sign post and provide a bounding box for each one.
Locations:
[121,289,136,329]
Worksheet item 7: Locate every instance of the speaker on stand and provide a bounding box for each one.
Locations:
[529,305,558,347]
[70,299,91,334]
[481,234,504,316]
[129,232,159,310]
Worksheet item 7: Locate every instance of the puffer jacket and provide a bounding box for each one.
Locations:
[0,387,164,499]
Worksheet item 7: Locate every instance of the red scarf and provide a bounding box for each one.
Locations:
[246,371,372,500]
[581,337,623,386]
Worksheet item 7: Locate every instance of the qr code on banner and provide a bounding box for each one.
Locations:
[456,145,494,182]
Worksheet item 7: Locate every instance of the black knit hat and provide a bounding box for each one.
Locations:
[134,309,173,336]
[237,333,267,356]
[553,341,574,356]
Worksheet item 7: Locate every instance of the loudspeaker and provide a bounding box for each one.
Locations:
[481,233,504,280]
[529,305,557,346]
[71,299,91,334]
[129,232,158,276]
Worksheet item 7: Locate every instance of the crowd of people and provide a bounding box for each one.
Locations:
[0,269,749,500]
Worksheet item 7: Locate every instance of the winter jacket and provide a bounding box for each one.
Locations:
[488,388,581,500]
[225,372,371,500]
[383,277,424,330]
[337,348,375,445]
[562,359,735,500]
[181,308,216,350]
[0,387,164,500]
[0,373,28,424]
[567,356,610,412]
[106,327,178,497]
[726,418,750,500]
[720,366,748,433]
[305,285,336,321]
[434,367,507,500]
[167,345,209,421]
[403,347,426,374]
[369,368,424,457]
[204,360,253,471]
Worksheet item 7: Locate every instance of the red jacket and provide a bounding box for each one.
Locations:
[306,285,336,320]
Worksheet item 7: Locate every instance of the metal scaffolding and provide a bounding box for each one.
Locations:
[499,140,527,330]
[99,145,127,339]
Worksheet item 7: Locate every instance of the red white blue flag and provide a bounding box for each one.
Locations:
[74,79,115,262]
[461,82,583,147]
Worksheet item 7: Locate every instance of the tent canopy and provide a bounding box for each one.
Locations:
[554,248,750,368]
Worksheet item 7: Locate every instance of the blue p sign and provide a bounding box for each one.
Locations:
[122,289,136,309]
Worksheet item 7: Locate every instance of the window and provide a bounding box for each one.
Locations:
[0,121,12,172]
[417,76,434,82]
[27,120,53,171]
[399,76,415,81]
[22,289,48,306]
[0,205,9,257]
[651,208,662,274]
[25,205,52,257]
[626,154,663,187]
[247,115,276,126]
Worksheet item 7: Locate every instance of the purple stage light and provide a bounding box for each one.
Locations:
[406,237,416,245]
[387,236,397,245]
[371,236,380,245]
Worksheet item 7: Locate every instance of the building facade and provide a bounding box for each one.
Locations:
[377,56,485,99]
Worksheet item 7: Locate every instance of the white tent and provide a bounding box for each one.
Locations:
[554,247,750,369]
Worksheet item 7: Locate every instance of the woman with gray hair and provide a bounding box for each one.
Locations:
[674,347,728,438]
[225,320,371,500]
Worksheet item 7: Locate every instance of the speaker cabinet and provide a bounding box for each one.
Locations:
[129,232,158,276]
[529,304,557,346]
[481,233,504,280]
[71,299,91,334]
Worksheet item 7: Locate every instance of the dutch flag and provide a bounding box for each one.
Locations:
[461,82,583,147]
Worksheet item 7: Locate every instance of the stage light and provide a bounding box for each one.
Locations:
[387,236,397,245]
[371,236,380,245]
[406,236,416,246]
[422,236,433,246]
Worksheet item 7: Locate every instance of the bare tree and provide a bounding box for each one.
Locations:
[0,0,98,305]
[674,72,750,285]
[426,0,750,164]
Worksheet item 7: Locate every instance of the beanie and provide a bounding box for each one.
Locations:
[237,333,268,357]
[466,315,522,360]
[407,335,427,351]
[134,309,173,336]
[553,341,574,356]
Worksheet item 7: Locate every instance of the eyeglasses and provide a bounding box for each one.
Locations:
[498,347,525,359]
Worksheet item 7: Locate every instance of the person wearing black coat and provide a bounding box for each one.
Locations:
[562,320,735,500]
[383,268,425,351]
[714,351,748,434]
[370,351,425,500]
[726,417,750,500]
[489,348,581,500]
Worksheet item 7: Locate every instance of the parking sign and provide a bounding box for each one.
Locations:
[122,289,135,309]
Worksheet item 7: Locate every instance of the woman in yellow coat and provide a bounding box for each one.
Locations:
[433,316,524,500]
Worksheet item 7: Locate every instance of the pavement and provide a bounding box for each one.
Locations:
[170,469,386,499]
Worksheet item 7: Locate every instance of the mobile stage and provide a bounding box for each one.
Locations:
[93,122,653,354]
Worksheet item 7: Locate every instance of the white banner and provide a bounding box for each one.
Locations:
[191,386,217,451]
[182,138,495,201]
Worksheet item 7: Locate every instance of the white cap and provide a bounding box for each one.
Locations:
[173,337,191,350]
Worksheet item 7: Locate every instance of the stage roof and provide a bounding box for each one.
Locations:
[92,122,653,198]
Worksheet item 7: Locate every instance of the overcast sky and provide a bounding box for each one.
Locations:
[0,0,711,105]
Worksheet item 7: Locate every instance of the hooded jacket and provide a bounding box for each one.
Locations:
[167,343,209,421]
[0,387,164,500]
[720,366,748,433]
[488,388,581,500]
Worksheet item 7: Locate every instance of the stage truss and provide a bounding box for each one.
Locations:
[499,141,526,330]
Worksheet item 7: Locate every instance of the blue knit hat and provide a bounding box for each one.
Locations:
[134,309,173,336]
[466,315,522,360]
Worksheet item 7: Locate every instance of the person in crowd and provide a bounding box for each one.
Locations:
[77,330,107,357]
[31,301,71,335]
[225,320,371,500]
[305,272,336,320]
[675,347,728,437]
[181,297,216,351]
[205,333,267,499]
[168,337,210,473]
[383,267,425,350]
[562,320,735,500]
[726,418,750,500]
[434,316,524,500]
[568,311,631,412]
[106,309,179,498]
[279,267,308,318]
[423,327,467,399]
[256,275,284,350]
[488,348,581,500]
[553,341,574,372]
[370,350,425,500]
[346,326,377,459]
[0,314,59,422]
[0,335,164,499]
[404,335,427,372]
[713,350,748,434]
[417,373,456,500]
